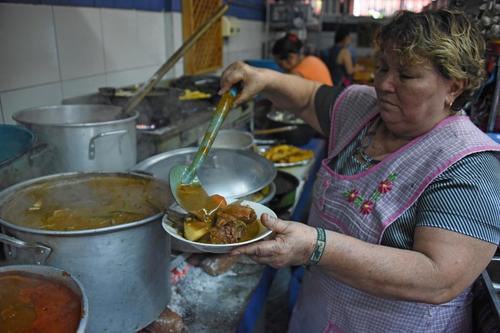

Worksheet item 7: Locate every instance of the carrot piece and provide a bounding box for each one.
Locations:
[210,194,227,208]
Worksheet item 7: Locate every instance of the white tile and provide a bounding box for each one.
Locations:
[0,4,60,91]
[1,83,63,124]
[169,12,184,78]
[242,49,262,61]
[54,7,105,80]
[101,8,140,72]
[226,19,264,53]
[61,75,106,99]
[105,66,158,88]
[136,11,166,67]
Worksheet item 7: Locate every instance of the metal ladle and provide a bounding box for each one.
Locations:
[169,87,239,211]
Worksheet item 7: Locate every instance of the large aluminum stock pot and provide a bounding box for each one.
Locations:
[0,172,172,333]
[13,105,138,173]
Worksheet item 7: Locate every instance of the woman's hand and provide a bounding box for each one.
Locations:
[219,61,323,134]
[219,61,271,106]
[231,213,317,268]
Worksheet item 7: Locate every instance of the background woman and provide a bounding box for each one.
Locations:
[272,33,333,86]
[324,26,365,87]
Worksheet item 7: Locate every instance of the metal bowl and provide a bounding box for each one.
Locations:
[210,129,254,150]
[0,264,88,333]
[134,148,276,199]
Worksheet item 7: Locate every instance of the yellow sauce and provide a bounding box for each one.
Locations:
[0,176,169,231]
[176,183,219,214]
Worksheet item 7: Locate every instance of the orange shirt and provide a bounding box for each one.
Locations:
[291,56,333,86]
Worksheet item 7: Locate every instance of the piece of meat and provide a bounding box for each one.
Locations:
[209,220,247,244]
[216,204,256,225]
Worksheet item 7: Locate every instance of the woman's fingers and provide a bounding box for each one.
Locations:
[219,61,267,106]
[231,239,280,257]
[260,214,291,234]
[219,61,246,94]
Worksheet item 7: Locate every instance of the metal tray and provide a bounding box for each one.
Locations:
[255,145,314,168]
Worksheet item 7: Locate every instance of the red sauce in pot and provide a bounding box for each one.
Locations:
[0,272,82,333]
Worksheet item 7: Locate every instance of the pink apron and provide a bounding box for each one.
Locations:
[288,85,500,333]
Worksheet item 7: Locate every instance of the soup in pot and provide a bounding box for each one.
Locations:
[0,175,169,231]
[0,272,82,333]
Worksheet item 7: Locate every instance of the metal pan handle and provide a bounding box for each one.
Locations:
[88,129,128,160]
[0,232,52,264]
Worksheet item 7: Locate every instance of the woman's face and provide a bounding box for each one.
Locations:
[275,53,300,71]
[374,47,462,138]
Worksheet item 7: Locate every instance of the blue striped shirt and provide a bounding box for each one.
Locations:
[329,119,500,249]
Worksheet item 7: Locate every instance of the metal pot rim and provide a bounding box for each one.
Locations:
[12,105,139,128]
[0,171,166,236]
[0,213,163,236]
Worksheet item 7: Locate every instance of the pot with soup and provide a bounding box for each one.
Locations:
[0,264,89,333]
[0,172,172,333]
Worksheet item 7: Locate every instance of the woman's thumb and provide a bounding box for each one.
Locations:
[260,214,289,233]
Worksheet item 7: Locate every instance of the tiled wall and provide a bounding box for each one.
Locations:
[223,19,264,69]
[0,3,264,124]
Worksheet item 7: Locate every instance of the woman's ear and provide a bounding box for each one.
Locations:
[447,78,466,103]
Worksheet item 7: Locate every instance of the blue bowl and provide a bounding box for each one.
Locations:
[245,59,283,72]
[0,125,35,166]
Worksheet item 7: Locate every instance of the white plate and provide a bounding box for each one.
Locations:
[162,200,276,254]
[273,159,312,167]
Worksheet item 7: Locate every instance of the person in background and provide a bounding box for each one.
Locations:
[325,26,365,87]
[221,9,499,332]
[272,33,333,86]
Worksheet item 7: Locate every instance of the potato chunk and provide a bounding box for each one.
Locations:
[184,220,210,241]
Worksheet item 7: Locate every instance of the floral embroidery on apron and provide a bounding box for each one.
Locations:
[342,172,398,215]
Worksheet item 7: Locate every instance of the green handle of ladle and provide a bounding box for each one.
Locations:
[182,87,239,184]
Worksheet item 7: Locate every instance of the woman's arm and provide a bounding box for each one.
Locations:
[320,226,496,304]
[339,48,364,75]
[339,48,355,75]
[232,215,497,304]
[219,61,324,134]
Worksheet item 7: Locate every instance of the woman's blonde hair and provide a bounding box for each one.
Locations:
[374,9,486,110]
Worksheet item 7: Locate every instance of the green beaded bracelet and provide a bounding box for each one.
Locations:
[308,227,326,265]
